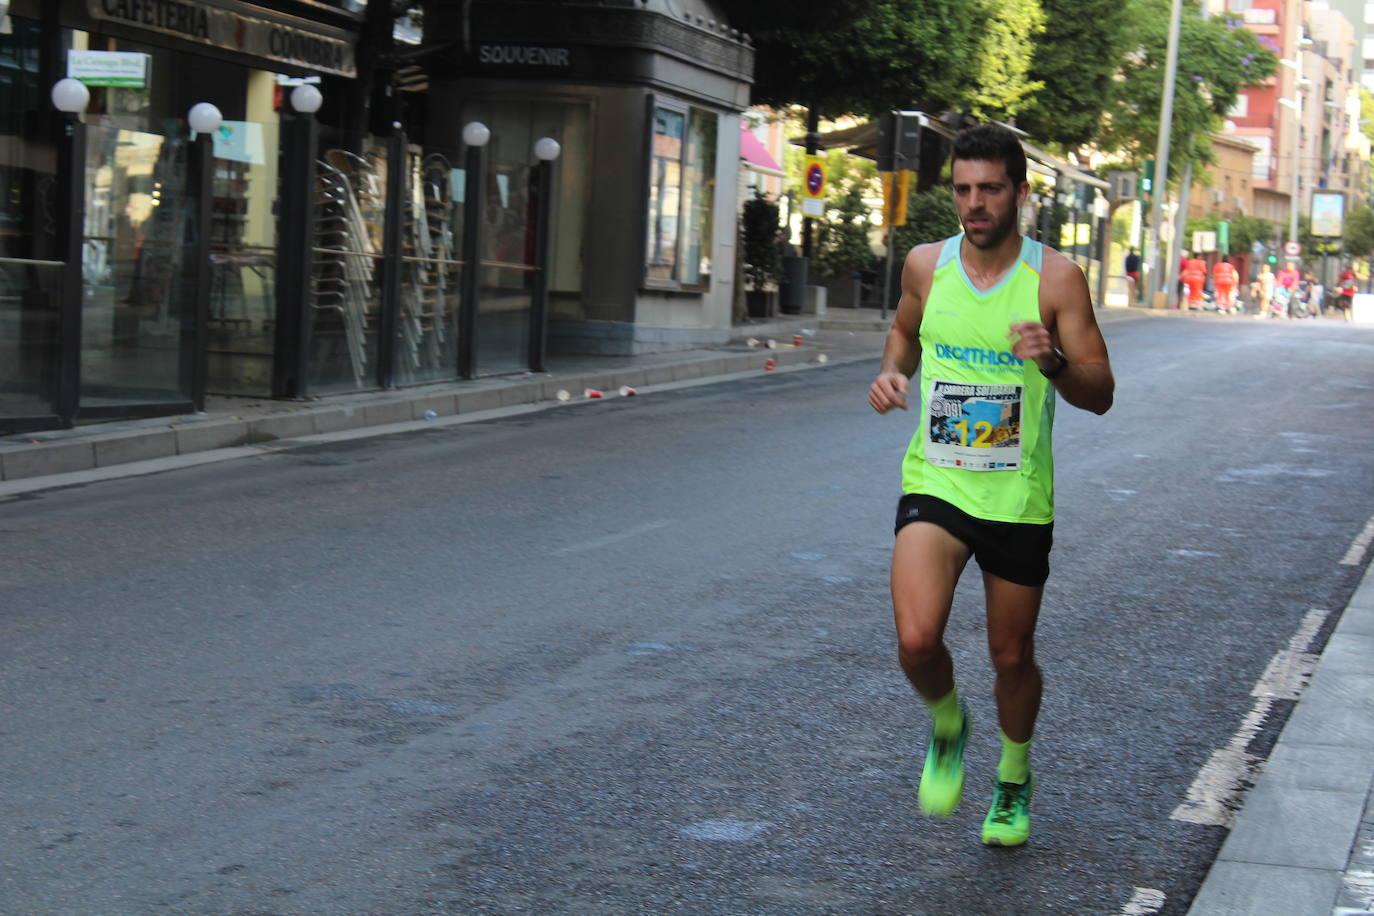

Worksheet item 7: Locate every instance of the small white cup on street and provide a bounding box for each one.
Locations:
[556,389,571,401]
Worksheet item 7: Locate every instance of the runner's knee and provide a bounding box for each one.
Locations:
[896,625,944,667]
[988,638,1036,679]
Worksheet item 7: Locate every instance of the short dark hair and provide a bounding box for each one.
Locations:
[952,124,1027,186]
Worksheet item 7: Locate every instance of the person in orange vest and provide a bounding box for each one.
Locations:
[1212,256,1239,314]
[1181,252,1208,308]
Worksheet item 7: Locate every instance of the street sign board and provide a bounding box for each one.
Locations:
[68,50,149,88]
[877,111,922,172]
[1192,230,1217,253]
[1108,170,1138,202]
[1284,240,1301,256]
[881,170,911,227]
[1311,191,1346,238]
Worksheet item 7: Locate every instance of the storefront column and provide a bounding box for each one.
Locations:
[528,138,561,373]
[186,129,214,411]
[272,111,320,399]
[55,110,86,424]
[458,123,490,380]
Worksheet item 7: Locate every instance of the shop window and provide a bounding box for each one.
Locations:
[646,101,716,291]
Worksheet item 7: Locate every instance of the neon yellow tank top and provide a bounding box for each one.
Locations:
[900,234,1056,524]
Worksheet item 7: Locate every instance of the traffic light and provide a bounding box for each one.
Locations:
[1267,254,1278,264]
[1140,159,1154,195]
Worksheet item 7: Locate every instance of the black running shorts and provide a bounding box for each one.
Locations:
[894,493,1053,587]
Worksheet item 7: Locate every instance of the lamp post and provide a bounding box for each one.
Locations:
[185,101,222,408]
[1146,0,1184,308]
[529,137,561,373]
[458,121,491,379]
[50,77,89,423]
[1279,37,1314,255]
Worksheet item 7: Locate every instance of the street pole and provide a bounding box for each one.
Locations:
[1147,0,1184,308]
[801,106,819,260]
[1167,160,1191,307]
[1289,50,1303,250]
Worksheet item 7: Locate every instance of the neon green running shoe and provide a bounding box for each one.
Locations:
[917,704,969,817]
[981,776,1034,846]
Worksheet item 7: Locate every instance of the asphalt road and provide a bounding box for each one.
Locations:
[2,312,1373,915]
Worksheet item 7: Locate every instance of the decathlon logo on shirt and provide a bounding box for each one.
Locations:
[933,343,1025,371]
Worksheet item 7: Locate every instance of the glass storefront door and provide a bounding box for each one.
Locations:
[207,117,281,397]
[0,16,64,431]
[81,125,197,410]
[395,146,462,385]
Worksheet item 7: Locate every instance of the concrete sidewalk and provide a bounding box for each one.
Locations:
[1187,558,1374,915]
[0,312,893,492]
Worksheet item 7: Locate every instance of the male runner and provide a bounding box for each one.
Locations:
[868,124,1115,846]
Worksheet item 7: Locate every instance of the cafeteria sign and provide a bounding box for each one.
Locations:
[68,50,150,88]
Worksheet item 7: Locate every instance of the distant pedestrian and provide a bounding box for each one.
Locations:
[1306,275,1324,319]
[1255,263,1275,318]
[1181,253,1207,308]
[1337,264,1358,323]
[1124,248,1140,301]
[869,123,1115,848]
[1212,257,1238,314]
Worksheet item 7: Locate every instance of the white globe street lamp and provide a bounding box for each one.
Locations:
[462,121,491,148]
[187,102,223,136]
[50,78,90,114]
[533,137,561,161]
[290,83,323,114]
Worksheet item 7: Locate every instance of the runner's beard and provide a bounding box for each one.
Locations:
[962,208,1016,250]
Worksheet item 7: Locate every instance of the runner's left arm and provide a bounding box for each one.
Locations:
[1009,254,1114,415]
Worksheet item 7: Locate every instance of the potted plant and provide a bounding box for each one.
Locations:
[742,192,782,317]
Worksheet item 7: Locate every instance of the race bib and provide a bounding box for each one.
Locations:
[925,379,1023,471]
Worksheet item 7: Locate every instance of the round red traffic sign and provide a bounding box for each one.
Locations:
[1284,241,1301,257]
[806,163,824,195]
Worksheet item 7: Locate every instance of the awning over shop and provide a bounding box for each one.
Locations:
[790,116,1107,190]
[740,123,785,177]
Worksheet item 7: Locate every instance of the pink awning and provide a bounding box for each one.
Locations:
[740,123,784,176]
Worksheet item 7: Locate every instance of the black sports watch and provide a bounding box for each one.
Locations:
[1039,348,1068,379]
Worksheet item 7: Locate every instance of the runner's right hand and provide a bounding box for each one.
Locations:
[869,372,908,413]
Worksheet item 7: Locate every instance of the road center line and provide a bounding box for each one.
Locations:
[553,519,675,556]
[1340,514,1374,565]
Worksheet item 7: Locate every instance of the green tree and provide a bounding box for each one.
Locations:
[1184,213,1275,255]
[741,193,781,290]
[1099,2,1276,180]
[1344,202,1374,258]
[893,187,962,252]
[1016,0,1132,149]
[818,183,875,278]
[730,0,1044,122]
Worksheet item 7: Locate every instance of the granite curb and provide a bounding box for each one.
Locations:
[1187,559,1374,916]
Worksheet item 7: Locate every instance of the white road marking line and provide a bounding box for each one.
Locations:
[1172,608,1328,827]
[1339,870,1374,910]
[1115,887,1166,916]
[1340,514,1374,565]
[553,519,675,556]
